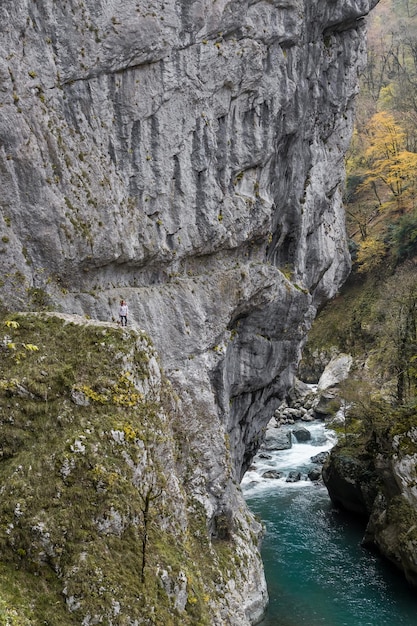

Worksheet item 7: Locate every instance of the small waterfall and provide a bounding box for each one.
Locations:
[289,431,298,445]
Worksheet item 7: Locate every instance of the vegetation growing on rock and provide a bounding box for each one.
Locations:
[0,311,252,624]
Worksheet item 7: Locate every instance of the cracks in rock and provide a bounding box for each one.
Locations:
[58,24,294,91]
[308,262,333,297]
[60,53,169,88]
[323,16,367,38]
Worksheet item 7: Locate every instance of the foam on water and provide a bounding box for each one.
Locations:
[241,421,337,497]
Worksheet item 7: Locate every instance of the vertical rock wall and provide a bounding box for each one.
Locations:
[0,1,378,622]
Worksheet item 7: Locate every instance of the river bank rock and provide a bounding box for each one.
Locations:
[274,388,317,425]
[323,425,417,588]
[263,427,293,451]
[322,449,380,515]
[311,451,330,465]
[308,468,322,482]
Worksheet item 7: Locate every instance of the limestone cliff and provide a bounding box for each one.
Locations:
[0,0,378,623]
[0,312,267,624]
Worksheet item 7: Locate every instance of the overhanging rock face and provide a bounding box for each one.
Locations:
[0,1,378,622]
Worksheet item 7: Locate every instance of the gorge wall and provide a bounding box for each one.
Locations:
[323,421,417,588]
[0,1,378,623]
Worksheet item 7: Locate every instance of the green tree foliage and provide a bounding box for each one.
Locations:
[389,212,417,260]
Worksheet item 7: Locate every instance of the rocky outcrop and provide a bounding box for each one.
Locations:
[322,448,380,515]
[0,312,267,624]
[0,0,378,622]
[323,426,417,587]
[317,353,353,391]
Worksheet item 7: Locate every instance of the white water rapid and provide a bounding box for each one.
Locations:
[242,421,337,498]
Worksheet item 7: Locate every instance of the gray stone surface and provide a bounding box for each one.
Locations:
[324,427,417,587]
[262,470,283,480]
[0,0,379,622]
[286,470,302,483]
[0,0,378,463]
[308,468,322,481]
[263,425,293,451]
[317,353,353,391]
[292,425,311,442]
[311,451,330,465]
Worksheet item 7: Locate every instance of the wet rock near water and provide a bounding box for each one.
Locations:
[243,418,337,504]
[322,453,379,516]
[292,426,312,442]
[311,451,330,464]
[286,471,302,483]
[308,468,322,482]
[323,426,417,589]
[262,470,283,480]
[262,427,293,451]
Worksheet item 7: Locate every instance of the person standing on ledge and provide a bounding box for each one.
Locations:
[119,299,128,326]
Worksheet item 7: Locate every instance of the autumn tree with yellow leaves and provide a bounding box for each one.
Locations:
[361,111,417,211]
[344,0,417,268]
[356,236,386,273]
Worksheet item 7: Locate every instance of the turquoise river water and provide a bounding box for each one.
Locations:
[242,423,417,626]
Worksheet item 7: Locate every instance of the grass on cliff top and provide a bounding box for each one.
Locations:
[0,311,219,625]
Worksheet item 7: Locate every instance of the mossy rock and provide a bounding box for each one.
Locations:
[0,312,230,625]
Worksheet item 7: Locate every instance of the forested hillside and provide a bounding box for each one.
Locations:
[304,0,417,588]
[347,0,417,271]
[303,0,417,404]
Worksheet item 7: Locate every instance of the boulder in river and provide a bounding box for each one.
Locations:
[262,470,283,480]
[292,426,311,442]
[308,468,322,482]
[311,451,330,464]
[286,471,301,483]
[262,429,292,451]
